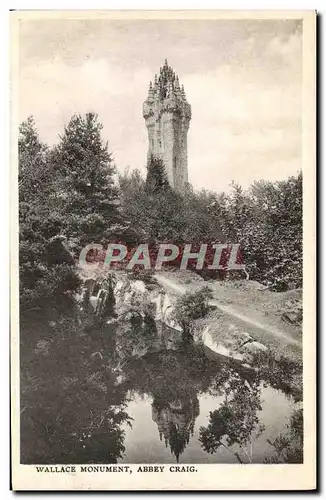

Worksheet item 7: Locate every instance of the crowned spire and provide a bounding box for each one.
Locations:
[148,81,154,100]
[175,75,180,89]
[146,63,189,105]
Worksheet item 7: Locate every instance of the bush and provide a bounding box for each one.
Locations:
[172,287,213,334]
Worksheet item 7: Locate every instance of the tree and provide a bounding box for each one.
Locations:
[119,166,187,245]
[19,117,46,198]
[19,117,80,312]
[119,168,223,258]
[53,113,122,248]
[145,155,170,194]
[208,174,303,290]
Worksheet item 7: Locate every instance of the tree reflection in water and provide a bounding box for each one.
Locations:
[199,369,265,463]
[21,312,132,464]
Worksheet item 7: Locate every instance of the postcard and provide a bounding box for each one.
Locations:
[11,9,316,491]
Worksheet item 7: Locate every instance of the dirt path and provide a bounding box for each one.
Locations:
[155,274,301,348]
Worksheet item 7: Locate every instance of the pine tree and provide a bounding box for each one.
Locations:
[145,155,170,194]
[54,112,122,247]
[19,116,50,205]
[19,117,80,311]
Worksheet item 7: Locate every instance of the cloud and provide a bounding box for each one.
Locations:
[266,31,302,69]
[19,57,151,173]
[19,19,302,194]
[184,53,301,191]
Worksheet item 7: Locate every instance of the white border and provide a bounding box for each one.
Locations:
[6,5,318,495]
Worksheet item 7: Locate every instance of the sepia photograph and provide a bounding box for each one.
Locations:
[11,10,316,491]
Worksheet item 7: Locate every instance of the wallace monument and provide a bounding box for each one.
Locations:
[143,60,191,193]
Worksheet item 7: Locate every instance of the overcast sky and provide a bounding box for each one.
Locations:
[19,18,302,193]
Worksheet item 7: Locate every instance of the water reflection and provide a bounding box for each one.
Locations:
[120,339,267,463]
[152,395,199,463]
[199,372,265,463]
[20,312,131,464]
[21,309,301,464]
[121,347,208,463]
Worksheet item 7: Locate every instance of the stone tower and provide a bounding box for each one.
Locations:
[143,60,191,193]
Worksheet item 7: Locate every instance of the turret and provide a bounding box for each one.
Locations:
[181,84,186,101]
[147,81,154,100]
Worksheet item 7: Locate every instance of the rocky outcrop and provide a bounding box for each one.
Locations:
[80,272,182,331]
[200,325,267,363]
[77,272,184,363]
[77,271,277,367]
[280,296,303,325]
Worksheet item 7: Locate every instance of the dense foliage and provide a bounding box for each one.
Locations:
[215,177,303,290]
[19,113,302,309]
[19,111,302,309]
[19,114,123,310]
[18,114,130,462]
[19,117,80,311]
[51,113,122,248]
[120,168,302,291]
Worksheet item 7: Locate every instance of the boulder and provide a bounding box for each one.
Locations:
[244,341,268,353]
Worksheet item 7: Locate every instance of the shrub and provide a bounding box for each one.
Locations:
[172,286,213,334]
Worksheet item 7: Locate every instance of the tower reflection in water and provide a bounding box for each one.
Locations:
[152,394,200,463]
[119,319,268,464]
[122,335,216,463]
